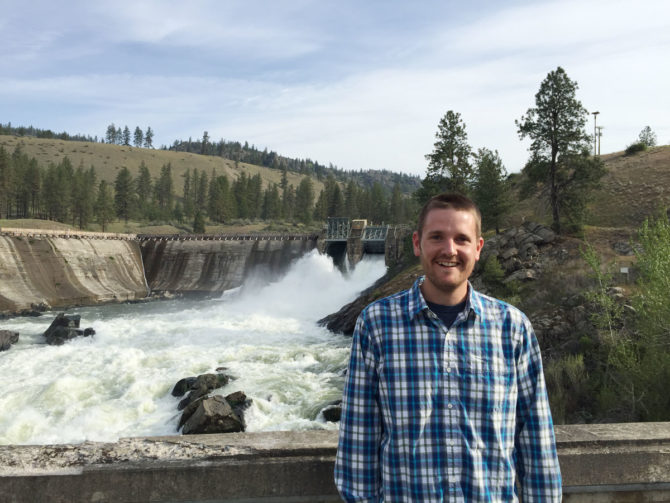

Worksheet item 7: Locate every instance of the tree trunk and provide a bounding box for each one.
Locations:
[550,149,560,234]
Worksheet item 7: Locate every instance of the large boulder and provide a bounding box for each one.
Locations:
[0,330,19,351]
[174,373,230,411]
[181,395,245,434]
[43,313,95,346]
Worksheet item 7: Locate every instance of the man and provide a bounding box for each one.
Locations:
[335,193,561,502]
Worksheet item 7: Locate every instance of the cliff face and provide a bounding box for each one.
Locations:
[0,236,148,313]
[140,238,316,293]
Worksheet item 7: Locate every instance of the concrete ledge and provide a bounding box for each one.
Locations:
[2,424,670,502]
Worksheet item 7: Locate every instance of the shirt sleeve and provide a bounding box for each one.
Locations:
[514,316,563,502]
[334,309,382,503]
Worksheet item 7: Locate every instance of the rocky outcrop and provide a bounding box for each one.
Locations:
[0,330,19,351]
[141,238,316,294]
[43,313,95,346]
[0,236,148,315]
[172,372,252,435]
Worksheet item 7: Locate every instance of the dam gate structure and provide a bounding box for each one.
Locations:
[319,217,406,268]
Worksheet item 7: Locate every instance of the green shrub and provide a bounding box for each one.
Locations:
[624,142,646,155]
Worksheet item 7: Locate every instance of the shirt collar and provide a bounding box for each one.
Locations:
[409,276,482,321]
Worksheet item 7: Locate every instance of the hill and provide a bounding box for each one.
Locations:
[0,134,325,195]
[504,145,670,230]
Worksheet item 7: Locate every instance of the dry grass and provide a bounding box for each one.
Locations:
[0,135,325,194]
[503,145,670,230]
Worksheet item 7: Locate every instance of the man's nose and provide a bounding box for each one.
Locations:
[442,238,456,255]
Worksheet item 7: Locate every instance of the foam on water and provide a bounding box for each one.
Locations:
[0,251,387,445]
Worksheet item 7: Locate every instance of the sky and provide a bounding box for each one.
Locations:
[1,0,669,176]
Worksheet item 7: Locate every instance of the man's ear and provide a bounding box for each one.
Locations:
[475,236,484,260]
[412,231,421,257]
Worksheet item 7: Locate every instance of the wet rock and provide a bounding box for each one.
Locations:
[43,313,95,346]
[181,396,244,434]
[0,330,19,351]
[176,373,230,411]
[320,400,342,423]
[172,377,198,397]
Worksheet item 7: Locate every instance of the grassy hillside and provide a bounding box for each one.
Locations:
[504,145,670,230]
[0,134,325,195]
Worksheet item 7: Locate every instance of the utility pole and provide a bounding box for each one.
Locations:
[596,126,604,156]
[592,111,600,156]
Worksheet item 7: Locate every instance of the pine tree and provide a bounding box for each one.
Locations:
[154,163,174,219]
[516,66,599,233]
[95,180,115,231]
[472,149,512,234]
[144,127,154,148]
[295,177,314,224]
[417,110,473,203]
[114,166,134,222]
[133,127,144,148]
[135,161,153,219]
[122,126,131,146]
[182,168,193,218]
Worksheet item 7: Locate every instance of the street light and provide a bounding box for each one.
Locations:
[592,111,600,156]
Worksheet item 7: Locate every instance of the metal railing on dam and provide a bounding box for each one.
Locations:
[2,423,670,502]
[0,227,319,243]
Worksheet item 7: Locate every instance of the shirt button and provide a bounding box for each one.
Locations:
[446,367,451,373]
[447,403,453,409]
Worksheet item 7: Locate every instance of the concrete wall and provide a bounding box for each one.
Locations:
[141,238,317,294]
[0,235,148,314]
[2,424,670,502]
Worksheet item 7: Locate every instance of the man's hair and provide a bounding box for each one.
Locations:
[417,193,482,238]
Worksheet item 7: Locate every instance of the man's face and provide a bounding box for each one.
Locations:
[412,207,484,305]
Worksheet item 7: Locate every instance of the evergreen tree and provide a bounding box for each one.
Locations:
[344,180,360,219]
[72,163,96,229]
[133,127,144,148]
[516,66,597,233]
[295,177,314,224]
[144,127,154,148]
[261,183,281,220]
[369,182,388,223]
[417,110,473,203]
[0,146,10,218]
[247,173,263,219]
[95,180,115,231]
[114,166,134,222]
[182,168,193,218]
[193,210,205,233]
[105,124,117,144]
[196,170,208,214]
[115,127,123,145]
[233,172,249,218]
[135,161,153,219]
[389,184,404,223]
[313,189,328,221]
[154,163,174,219]
[122,126,131,146]
[282,184,295,220]
[201,131,209,155]
[472,148,513,234]
[638,126,657,147]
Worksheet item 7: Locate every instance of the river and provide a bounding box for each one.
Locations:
[0,250,387,445]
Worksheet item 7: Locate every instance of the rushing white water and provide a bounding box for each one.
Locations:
[0,250,387,445]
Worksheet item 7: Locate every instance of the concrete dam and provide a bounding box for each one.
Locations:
[0,220,402,315]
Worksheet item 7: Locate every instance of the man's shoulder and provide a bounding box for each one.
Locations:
[363,286,413,317]
[470,288,530,325]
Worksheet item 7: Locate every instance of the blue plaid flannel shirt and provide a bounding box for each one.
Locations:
[335,278,561,502]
